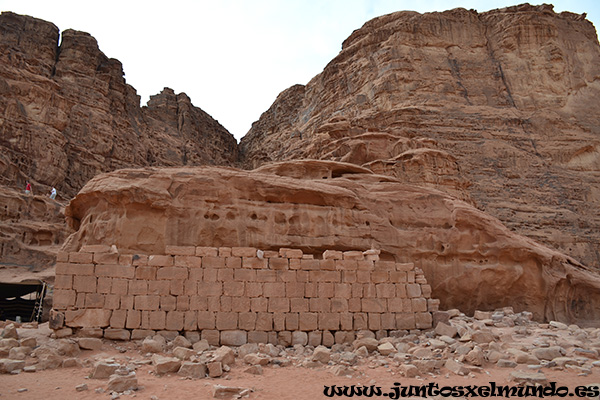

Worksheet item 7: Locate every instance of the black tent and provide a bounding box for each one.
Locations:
[0,280,46,322]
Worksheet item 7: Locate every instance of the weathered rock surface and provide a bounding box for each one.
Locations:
[61,162,600,325]
[239,4,600,269]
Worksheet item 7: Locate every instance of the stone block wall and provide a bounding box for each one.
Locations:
[52,245,439,346]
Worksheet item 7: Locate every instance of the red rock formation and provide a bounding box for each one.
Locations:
[239,4,600,268]
[62,162,600,326]
[0,12,238,199]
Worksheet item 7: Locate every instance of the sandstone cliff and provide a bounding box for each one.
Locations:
[239,4,600,268]
[0,12,238,200]
[61,162,600,326]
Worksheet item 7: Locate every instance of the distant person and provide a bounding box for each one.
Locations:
[25,182,32,195]
[49,187,57,200]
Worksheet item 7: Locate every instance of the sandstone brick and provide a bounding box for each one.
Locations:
[334,283,351,299]
[238,312,257,330]
[263,282,285,297]
[284,313,298,331]
[54,274,73,290]
[319,313,340,331]
[132,254,148,265]
[362,298,386,313]
[189,296,208,311]
[196,246,218,257]
[120,295,134,310]
[166,311,184,331]
[275,270,295,283]
[273,313,286,331]
[308,331,322,346]
[177,295,190,311]
[387,298,404,312]
[290,298,309,312]
[65,309,111,328]
[197,311,215,329]
[245,282,262,297]
[220,296,232,312]
[198,282,222,296]
[318,282,334,298]
[368,313,381,330]
[218,247,232,257]
[126,310,141,329]
[56,252,69,262]
[371,270,388,283]
[104,294,120,309]
[53,289,76,309]
[55,262,94,276]
[157,266,188,280]
[203,269,218,282]
[160,295,177,311]
[279,248,303,258]
[207,297,220,312]
[376,283,396,298]
[69,252,93,264]
[348,298,362,312]
[356,270,370,283]
[173,255,201,268]
[396,283,407,298]
[268,257,288,270]
[188,269,203,282]
[331,298,349,312]
[93,252,119,264]
[203,256,225,268]
[225,256,241,268]
[131,329,155,340]
[128,280,147,295]
[217,268,233,282]
[407,271,416,283]
[396,313,416,330]
[148,311,166,330]
[118,254,134,265]
[309,298,330,312]
[343,250,364,260]
[323,250,343,260]
[216,312,238,330]
[75,292,86,308]
[221,330,247,346]
[234,269,255,282]
[243,257,267,269]
[96,264,135,279]
[340,313,353,331]
[363,283,377,298]
[354,313,368,330]
[96,277,111,294]
[357,260,375,270]
[300,259,320,271]
[110,309,127,328]
[135,295,160,310]
[322,331,335,347]
[170,279,184,295]
[335,259,358,271]
[285,282,304,298]
[412,298,428,312]
[232,247,257,257]
[421,284,432,298]
[428,298,440,312]
[201,330,220,346]
[390,271,407,283]
[148,280,171,295]
[277,331,292,347]
[183,311,197,331]
[255,313,273,331]
[268,298,290,312]
[85,293,105,308]
[148,255,173,267]
[406,284,422,298]
[304,282,318,297]
[256,270,276,282]
[415,312,433,329]
[247,331,268,344]
[166,246,196,256]
[135,266,156,280]
[231,297,250,312]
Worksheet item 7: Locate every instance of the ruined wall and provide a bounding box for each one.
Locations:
[51,245,438,346]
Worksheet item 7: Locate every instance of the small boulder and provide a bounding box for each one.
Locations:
[152,354,181,375]
[91,361,120,379]
[173,346,195,361]
[172,335,192,349]
[142,336,166,354]
[213,384,251,399]
[377,342,396,356]
[193,339,210,353]
[78,338,103,351]
[212,346,235,367]
[312,346,331,364]
[178,362,207,379]
[107,372,138,392]
[1,324,18,340]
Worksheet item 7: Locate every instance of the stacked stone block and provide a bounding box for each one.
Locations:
[52,245,439,345]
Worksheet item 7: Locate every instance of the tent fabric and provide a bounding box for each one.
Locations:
[0,281,44,299]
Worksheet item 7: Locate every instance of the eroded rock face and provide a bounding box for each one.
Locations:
[0,12,238,200]
[62,161,600,326]
[239,4,600,268]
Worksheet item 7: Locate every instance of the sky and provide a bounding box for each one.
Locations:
[0,1,598,141]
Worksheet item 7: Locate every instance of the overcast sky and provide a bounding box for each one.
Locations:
[1,1,598,140]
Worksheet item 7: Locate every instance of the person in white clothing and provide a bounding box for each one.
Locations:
[49,187,57,200]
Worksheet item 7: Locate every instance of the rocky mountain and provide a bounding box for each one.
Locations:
[240,4,600,269]
[0,11,238,200]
